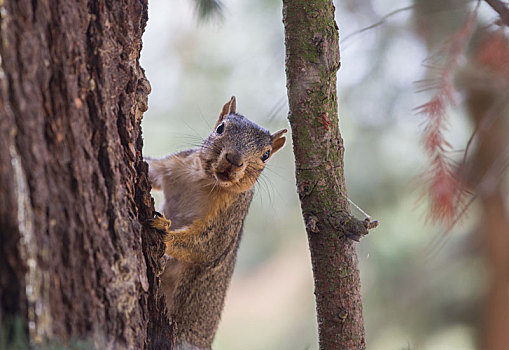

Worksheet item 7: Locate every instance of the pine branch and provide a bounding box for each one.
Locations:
[417,6,479,224]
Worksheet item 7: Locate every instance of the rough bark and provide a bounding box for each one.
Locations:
[0,0,173,348]
[283,1,372,349]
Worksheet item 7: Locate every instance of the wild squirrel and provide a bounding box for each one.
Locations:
[146,97,287,349]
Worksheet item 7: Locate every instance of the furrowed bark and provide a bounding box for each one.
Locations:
[283,1,371,349]
[0,0,173,348]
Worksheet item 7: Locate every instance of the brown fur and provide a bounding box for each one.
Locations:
[146,97,286,349]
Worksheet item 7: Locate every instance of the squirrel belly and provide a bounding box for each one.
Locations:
[146,96,287,349]
[168,189,253,348]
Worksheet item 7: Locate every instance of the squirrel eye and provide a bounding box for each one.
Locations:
[261,150,271,162]
[216,122,225,135]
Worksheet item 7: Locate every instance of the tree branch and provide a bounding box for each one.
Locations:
[283,1,377,348]
[485,0,509,27]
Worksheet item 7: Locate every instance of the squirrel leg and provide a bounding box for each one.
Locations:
[163,223,210,264]
[164,244,208,264]
[149,216,209,263]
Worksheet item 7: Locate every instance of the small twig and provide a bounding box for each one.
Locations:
[484,0,509,27]
[343,215,379,241]
[342,5,414,45]
[461,125,479,167]
[267,97,287,123]
[423,194,478,259]
[347,197,372,220]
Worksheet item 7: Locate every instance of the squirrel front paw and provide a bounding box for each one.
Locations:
[147,211,172,234]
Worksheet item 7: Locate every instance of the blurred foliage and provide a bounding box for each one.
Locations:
[193,0,224,22]
[140,0,505,349]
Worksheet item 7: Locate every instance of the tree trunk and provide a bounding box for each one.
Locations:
[283,1,371,349]
[0,1,173,348]
[459,31,509,350]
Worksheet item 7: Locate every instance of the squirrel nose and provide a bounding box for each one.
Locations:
[225,153,243,167]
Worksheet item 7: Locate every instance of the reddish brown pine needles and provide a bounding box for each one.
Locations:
[416,8,478,225]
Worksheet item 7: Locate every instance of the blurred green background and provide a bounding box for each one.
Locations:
[140,0,500,349]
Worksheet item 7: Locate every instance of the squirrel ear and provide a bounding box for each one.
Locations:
[217,96,237,125]
[271,128,287,154]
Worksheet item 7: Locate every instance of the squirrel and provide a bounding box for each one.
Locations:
[146,96,287,349]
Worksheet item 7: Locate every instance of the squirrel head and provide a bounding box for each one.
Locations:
[199,96,287,193]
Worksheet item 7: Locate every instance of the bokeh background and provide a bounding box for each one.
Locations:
[140,1,504,349]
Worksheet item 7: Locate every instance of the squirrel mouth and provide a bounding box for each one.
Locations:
[215,170,232,182]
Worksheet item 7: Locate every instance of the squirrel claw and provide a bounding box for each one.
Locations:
[147,212,172,234]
